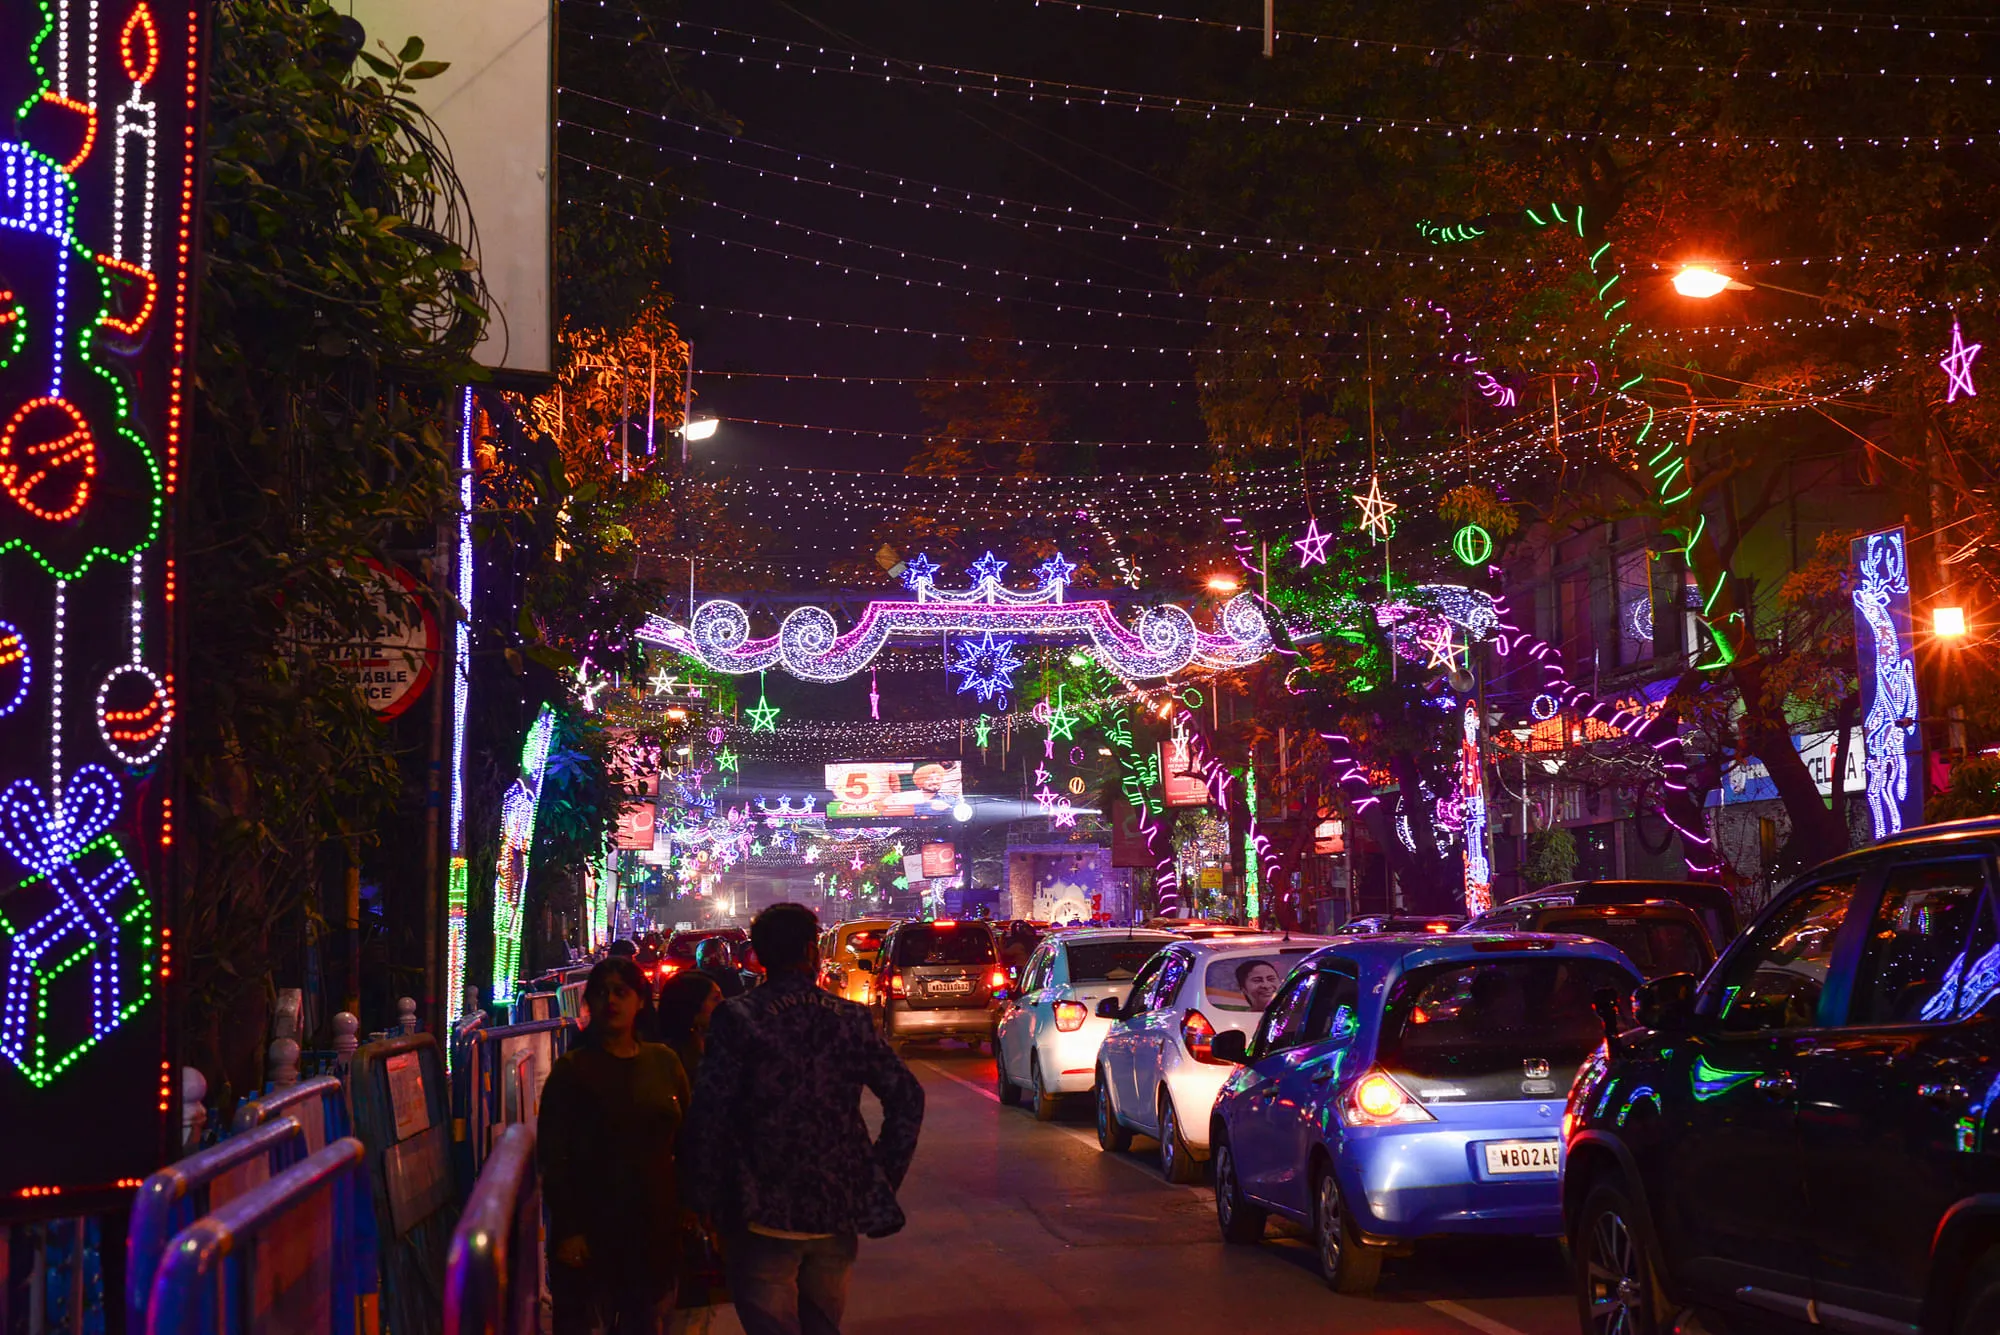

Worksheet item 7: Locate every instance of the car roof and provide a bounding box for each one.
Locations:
[1521,879,1733,911]
[1805,816,2000,873]
[1052,928,1181,946]
[1301,931,1643,975]
[1496,900,1704,921]
[1174,934,1341,958]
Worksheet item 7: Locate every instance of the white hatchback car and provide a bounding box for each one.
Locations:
[1094,936,1334,1181]
[994,928,1182,1120]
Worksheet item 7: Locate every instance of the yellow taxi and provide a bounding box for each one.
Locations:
[820,918,896,1004]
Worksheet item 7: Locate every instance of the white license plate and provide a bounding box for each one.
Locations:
[929,979,972,994]
[1483,1140,1561,1175]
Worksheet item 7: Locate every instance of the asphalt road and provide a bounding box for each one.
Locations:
[825,1041,1580,1335]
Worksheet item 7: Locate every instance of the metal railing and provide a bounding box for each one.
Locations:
[443,1124,541,1335]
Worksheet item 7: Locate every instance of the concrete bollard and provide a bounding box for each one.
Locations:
[397,996,419,1034]
[331,1012,359,1067]
[181,1066,207,1148]
[266,1036,300,1089]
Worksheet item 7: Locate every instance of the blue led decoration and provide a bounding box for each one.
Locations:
[1033,550,1076,588]
[1851,528,1924,839]
[900,551,939,590]
[968,550,1009,585]
[949,630,1023,703]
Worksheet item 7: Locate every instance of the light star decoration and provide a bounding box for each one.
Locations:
[746,675,781,733]
[1419,622,1466,672]
[901,552,940,589]
[974,715,992,748]
[1353,474,1398,543]
[1293,515,1332,567]
[715,748,739,773]
[968,551,1010,585]
[1033,551,1077,587]
[949,631,1023,702]
[1943,319,1982,402]
[649,669,674,695]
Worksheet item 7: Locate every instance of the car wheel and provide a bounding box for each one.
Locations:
[1314,1168,1382,1295]
[1957,1248,2000,1334]
[1212,1133,1265,1244]
[1160,1092,1201,1184]
[1574,1181,1666,1335]
[1031,1054,1060,1122]
[1096,1070,1132,1152]
[996,1046,1021,1106]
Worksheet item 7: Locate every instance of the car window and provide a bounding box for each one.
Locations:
[844,929,883,959]
[1146,950,1191,1011]
[1851,861,2000,1026]
[1122,952,1166,1012]
[1018,946,1049,993]
[1309,971,1361,1045]
[1715,877,1857,1032]
[1066,940,1166,984]
[1203,954,1290,1012]
[1540,913,1711,979]
[893,925,997,967]
[1259,974,1318,1052]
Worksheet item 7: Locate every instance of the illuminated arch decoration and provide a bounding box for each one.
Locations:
[1,0,202,1207]
[491,705,558,1004]
[639,550,1274,682]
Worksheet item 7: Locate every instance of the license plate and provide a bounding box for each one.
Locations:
[1483,1140,1561,1175]
[929,978,972,994]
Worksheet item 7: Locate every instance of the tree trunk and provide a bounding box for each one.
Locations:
[1733,653,1849,867]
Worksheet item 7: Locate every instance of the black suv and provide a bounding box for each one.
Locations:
[1506,878,1740,948]
[1464,897,1716,980]
[1564,818,2000,1334]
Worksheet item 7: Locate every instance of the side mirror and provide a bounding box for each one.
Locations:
[1096,997,1123,1020]
[1210,1029,1249,1064]
[1634,972,1698,1032]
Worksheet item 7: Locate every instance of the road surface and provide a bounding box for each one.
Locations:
[821,1041,1579,1335]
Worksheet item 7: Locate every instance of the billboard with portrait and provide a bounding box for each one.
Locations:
[824,761,963,818]
[1159,735,1208,807]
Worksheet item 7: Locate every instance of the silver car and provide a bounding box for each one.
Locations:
[993,928,1182,1119]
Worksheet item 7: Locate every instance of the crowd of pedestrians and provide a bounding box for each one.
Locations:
[537,904,926,1335]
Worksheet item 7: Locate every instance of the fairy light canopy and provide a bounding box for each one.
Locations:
[640,551,1276,683]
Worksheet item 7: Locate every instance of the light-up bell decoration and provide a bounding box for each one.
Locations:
[640,550,1274,682]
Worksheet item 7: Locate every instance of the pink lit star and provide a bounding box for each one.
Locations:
[1943,320,1982,402]
[1293,515,1331,567]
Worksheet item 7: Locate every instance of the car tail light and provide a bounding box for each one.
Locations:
[1183,1010,1226,1064]
[886,970,906,998]
[1341,1070,1435,1126]
[934,920,958,928]
[1425,923,1452,934]
[987,968,1009,989]
[1053,1001,1088,1032]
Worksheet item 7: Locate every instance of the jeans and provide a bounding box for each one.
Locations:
[724,1231,858,1335]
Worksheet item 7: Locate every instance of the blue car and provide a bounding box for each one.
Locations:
[1207,933,1640,1295]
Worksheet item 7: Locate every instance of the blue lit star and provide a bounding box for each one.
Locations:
[901,552,940,589]
[949,631,1023,702]
[1034,551,1077,588]
[968,551,1010,585]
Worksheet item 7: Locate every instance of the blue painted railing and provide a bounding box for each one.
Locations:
[230,1074,351,1153]
[443,1124,540,1335]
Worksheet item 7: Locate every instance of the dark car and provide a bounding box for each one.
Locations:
[868,919,1007,1052]
[1330,914,1465,937]
[1463,898,1716,980]
[1563,818,2000,1335]
[1514,878,1739,947]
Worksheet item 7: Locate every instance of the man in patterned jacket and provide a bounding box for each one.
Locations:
[684,902,925,1335]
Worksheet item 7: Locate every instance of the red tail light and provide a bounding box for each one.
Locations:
[987,968,1009,989]
[1182,1009,1224,1063]
[1341,1069,1436,1126]
[934,920,958,928]
[886,970,906,998]
[1053,1001,1088,1032]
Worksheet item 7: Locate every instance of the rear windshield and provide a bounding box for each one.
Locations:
[894,926,997,966]
[843,930,884,957]
[1203,951,1315,1011]
[1380,957,1636,1102]
[1066,941,1165,984]
[1541,914,1709,979]
[667,934,723,960]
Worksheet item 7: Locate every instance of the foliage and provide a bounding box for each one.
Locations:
[1930,757,2000,824]
[1523,827,1580,889]
[185,0,486,1087]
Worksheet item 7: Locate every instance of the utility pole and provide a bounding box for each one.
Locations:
[1263,0,1274,57]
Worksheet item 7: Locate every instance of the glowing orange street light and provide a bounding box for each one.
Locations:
[1936,606,1968,638]
[1672,265,1752,298]
[1206,574,1241,593]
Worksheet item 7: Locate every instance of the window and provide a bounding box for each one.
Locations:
[1122,953,1166,1013]
[1021,946,1053,994]
[1258,975,1318,1053]
[1540,913,1711,980]
[1146,951,1191,1011]
[1203,954,1291,1012]
[1715,878,1856,1032]
[892,925,997,967]
[1066,941,1167,985]
[1379,956,1638,1102]
[1851,862,1998,1026]
[1310,971,1362,1045]
[1617,548,1654,665]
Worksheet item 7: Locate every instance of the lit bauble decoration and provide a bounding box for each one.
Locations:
[1452,524,1493,566]
[95,663,172,764]
[0,619,29,719]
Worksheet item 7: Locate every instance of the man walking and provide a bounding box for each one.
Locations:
[684,903,925,1335]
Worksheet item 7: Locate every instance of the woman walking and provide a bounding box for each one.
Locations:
[539,956,692,1334]
[654,972,722,1083]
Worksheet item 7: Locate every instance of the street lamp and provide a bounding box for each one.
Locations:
[1206,574,1241,593]
[680,417,720,441]
[1936,606,1968,638]
[1671,263,1896,324]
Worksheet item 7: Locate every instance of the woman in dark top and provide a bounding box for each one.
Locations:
[538,956,691,1333]
[654,972,721,1082]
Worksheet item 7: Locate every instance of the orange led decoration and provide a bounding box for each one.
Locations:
[0,397,97,522]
